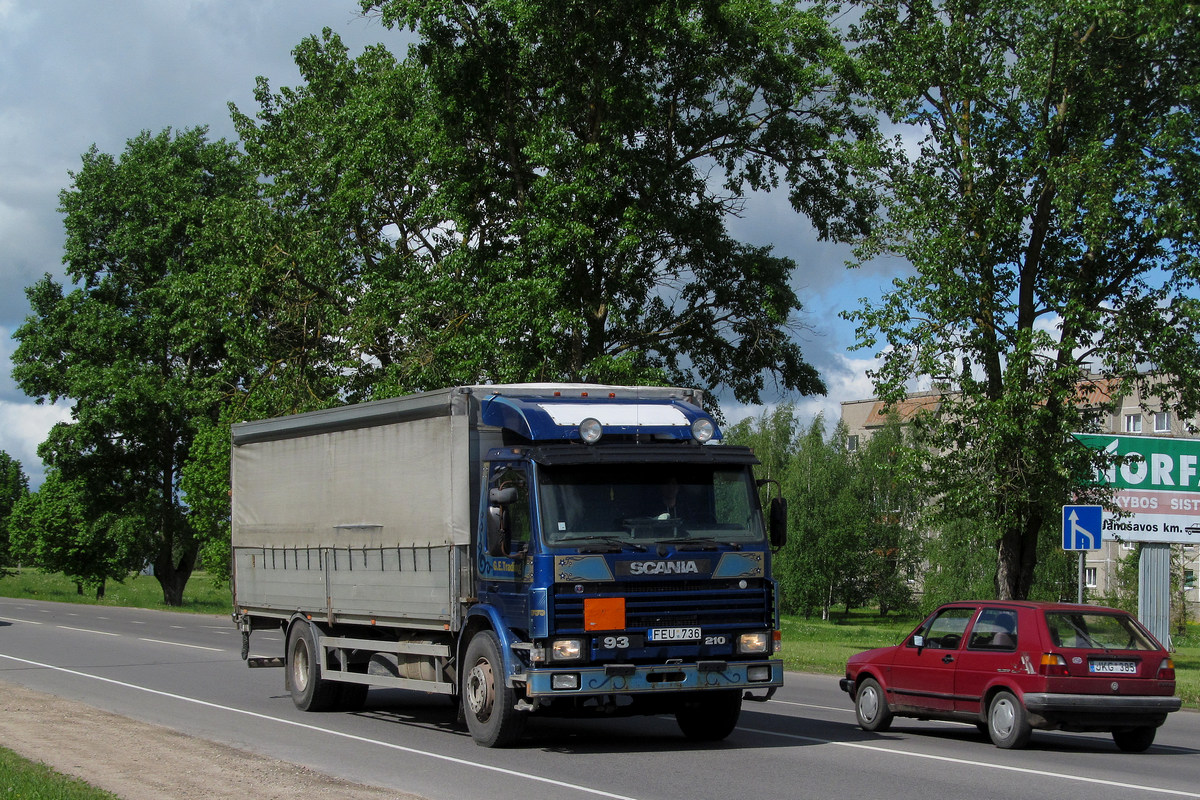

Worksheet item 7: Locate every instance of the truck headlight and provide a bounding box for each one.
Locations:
[579,418,603,444]
[549,638,585,662]
[691,418,715,443]
[737,632,770,654]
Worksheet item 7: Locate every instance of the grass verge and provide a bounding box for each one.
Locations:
[0,746,121,800]
[0,568,229,615]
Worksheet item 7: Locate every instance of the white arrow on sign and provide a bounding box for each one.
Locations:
[1068,509,1100,549]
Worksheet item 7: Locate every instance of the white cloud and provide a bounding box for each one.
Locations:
[0,398,70,487]
[721,351,881,436]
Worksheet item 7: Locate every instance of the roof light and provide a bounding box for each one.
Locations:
[691,418,715,443]
[579,418,603,444]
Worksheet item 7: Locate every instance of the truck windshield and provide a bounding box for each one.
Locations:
[536,462,765,548]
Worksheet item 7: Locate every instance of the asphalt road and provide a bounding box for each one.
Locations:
[2,597,1198,800]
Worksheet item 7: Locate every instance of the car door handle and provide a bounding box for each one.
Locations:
[941,655,955,664]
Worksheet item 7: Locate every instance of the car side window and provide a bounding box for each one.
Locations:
[967,608,1019,651]
[914,607,974,650]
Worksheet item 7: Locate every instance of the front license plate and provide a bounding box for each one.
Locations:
[648,626,701,642]
[1089,661,1137,674]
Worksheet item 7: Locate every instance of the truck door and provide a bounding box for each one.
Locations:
[478,462,534,616]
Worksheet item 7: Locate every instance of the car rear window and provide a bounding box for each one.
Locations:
[1044,611,1159,651]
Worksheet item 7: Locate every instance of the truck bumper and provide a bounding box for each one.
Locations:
[525,658,783,697]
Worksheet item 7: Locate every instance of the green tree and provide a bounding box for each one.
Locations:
[778,416,862,618]
[844,0,1200,599]
[921,517,1001,612]
[11,127,257,605]
[233,0,877,403]
[7,470,144,597]
[0,452,30,576]
[851,416,922,615]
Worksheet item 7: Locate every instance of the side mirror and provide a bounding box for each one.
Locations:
[486,487,519,557]
[490,487,518,506]
[769,497,787,548]
[911,634,925,649]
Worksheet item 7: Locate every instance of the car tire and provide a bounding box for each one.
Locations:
[854,677,893,732]
[1112,726,1157,753]
[987,690,1032,749]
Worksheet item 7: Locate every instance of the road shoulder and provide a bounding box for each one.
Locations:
[0,678,420,800]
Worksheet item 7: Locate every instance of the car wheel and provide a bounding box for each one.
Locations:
[1112,726,1157,753]
[987,690,1032,749]
[854,677,893,732]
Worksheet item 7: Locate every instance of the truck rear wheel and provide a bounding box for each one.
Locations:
[462,631,525,747]
[288,621,340,712]
[675,690,742,741]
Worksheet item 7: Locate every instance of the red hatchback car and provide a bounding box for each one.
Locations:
[840,601,1180,751]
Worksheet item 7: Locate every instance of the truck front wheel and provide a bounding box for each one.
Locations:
[675,690,742,741]
[287,621,339,712]
[462,631,525,747]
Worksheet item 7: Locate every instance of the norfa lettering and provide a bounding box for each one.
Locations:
[1075,434,1200,494]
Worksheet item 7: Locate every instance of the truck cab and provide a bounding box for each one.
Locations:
[463,387,785,745]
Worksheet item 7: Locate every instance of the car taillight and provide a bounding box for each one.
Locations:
[1040,653,1069,676]
[1157,658,1176,681]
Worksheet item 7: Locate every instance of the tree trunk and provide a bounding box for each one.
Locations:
[154,542,197,607]
[995,515,1041,600]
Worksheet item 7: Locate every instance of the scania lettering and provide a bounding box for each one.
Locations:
[231,384,786,747]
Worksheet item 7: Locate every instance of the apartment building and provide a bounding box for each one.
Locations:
[841,381,1200,612]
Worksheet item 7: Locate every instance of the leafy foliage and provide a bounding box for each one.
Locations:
[11,128,257,605]
[844,0,1200,599]
[727,408,922,617]
[230,0,877,404]
[0,452,30,576]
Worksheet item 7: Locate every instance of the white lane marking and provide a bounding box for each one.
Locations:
[770,698,850,714]
[741,726,1200,798]
[0,615,42,625]
[137,638,225,652]
[0,653,642,800]
[56,626,120,636]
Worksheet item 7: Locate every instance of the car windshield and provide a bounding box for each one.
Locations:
[536,462,765,548]
[1044,611,1160,651]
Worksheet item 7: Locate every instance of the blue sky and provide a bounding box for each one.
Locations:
[0,0,897,486]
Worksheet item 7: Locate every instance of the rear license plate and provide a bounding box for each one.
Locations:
[648,626,701,642]
[1089,661,1137,674]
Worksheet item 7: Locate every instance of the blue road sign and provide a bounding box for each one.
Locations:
[1062,505,1103,551]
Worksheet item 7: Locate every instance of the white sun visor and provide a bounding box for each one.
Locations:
[537,402,690,428]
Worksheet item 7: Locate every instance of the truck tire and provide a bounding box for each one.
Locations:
[675,690,741,741]
[854,677,893,732]
[462,631,525,747]
[287,621,340,712]
[336,679,370,712]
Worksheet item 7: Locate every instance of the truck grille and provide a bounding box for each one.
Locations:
[552,580,773,633]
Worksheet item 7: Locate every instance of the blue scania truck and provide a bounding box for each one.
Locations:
[231,384,785,746]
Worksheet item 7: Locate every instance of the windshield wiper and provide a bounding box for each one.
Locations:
[554,535,647,553]
[1063,617,1101,648]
